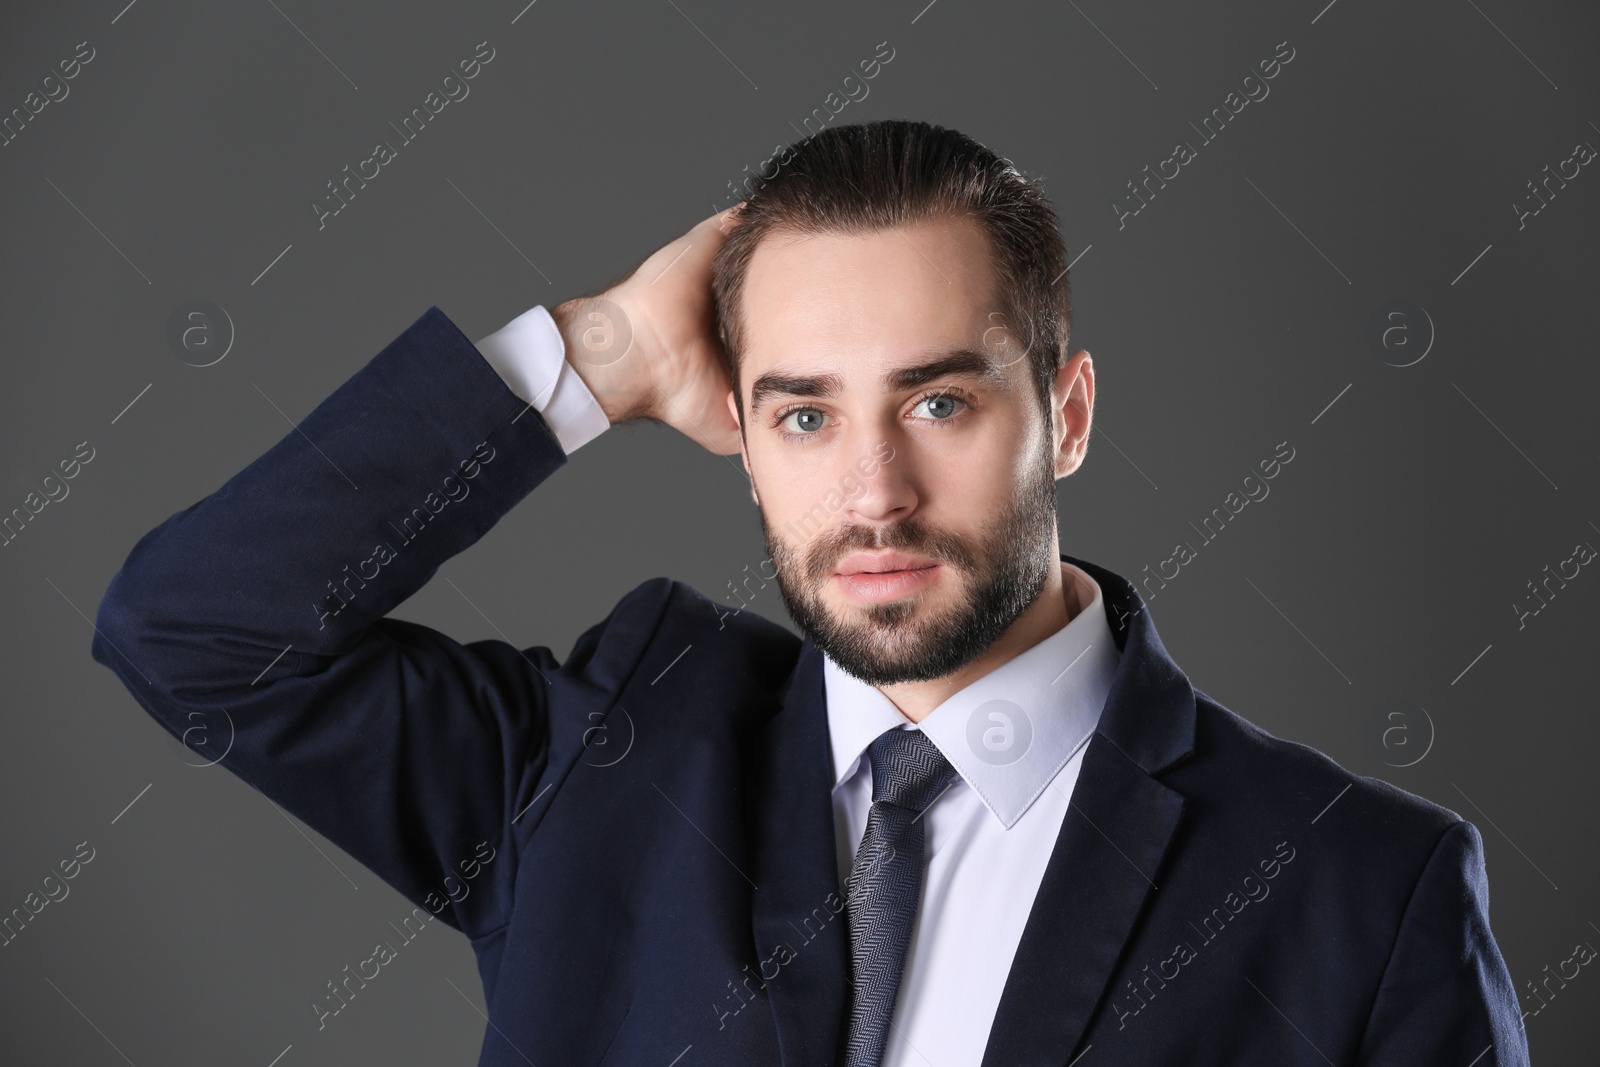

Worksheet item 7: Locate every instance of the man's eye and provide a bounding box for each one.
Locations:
[773,391,971,441]
[779,408,827,434]
[913,393,966,421]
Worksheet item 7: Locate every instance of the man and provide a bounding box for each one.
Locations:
[92,120,1527,1065]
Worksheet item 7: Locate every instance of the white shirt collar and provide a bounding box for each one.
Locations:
[823,560,1121,829]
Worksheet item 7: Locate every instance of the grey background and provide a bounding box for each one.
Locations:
[2,0,1596,1062]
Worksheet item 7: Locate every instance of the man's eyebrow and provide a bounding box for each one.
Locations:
[748,348,1007,417]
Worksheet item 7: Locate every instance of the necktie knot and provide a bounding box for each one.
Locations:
[866,727,958,813]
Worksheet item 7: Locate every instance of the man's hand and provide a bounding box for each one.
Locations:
[552,206,746,455]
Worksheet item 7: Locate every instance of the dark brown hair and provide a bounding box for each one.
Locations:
[711,119,1072,429]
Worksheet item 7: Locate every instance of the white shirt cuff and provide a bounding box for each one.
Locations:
[474,304,611,455]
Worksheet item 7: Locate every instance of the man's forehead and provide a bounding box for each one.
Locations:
[734,216,1023,408]
[742,226,999,335]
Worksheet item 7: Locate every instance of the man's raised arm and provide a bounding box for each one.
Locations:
[89,208,745,939]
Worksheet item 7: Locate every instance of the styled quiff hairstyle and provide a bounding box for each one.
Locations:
[710,119,1073,429]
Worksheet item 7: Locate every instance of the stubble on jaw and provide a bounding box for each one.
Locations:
[756,437,1059,687]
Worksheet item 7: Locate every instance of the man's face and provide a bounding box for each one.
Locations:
[729,214,1064,686]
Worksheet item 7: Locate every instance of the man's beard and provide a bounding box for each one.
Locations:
[759,432,1060,687]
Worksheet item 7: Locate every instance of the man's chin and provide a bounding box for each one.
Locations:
[810,603,952,664]
[778,572,974,678]
[815,630,969,687]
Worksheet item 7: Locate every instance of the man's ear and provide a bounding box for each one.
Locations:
[727,389,758,506]
[1051,349,1094,479]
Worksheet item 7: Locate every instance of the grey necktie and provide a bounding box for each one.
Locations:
[838,727,960,1067]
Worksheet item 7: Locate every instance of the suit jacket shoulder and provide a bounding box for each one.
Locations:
[1187,685,1462,853]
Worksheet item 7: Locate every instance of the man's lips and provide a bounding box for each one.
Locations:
[832,556,943,604]
[833,550,940,576]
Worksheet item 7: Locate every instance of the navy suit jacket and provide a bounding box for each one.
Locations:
[91,306,1529,1066]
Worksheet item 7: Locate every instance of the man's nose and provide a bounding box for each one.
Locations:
[836,432,913,523]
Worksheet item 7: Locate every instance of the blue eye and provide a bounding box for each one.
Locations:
[780,408,827,435]
[913,394,965,420]
[771,389,973,443]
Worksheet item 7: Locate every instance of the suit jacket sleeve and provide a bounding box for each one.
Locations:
[1356,819,1530,1065]
[90,305,591,940]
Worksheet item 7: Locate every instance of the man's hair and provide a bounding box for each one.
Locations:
[711,119,1072,429]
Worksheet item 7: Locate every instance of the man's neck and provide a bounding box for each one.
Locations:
[879,559,1081,724]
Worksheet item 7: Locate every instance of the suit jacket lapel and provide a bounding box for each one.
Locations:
[980,555,1197,1066]
[747,640,849,1067]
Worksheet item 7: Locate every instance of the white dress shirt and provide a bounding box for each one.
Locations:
[474,304,611,455]
[474,305,1123,1066]
[822,569,1118,1066]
